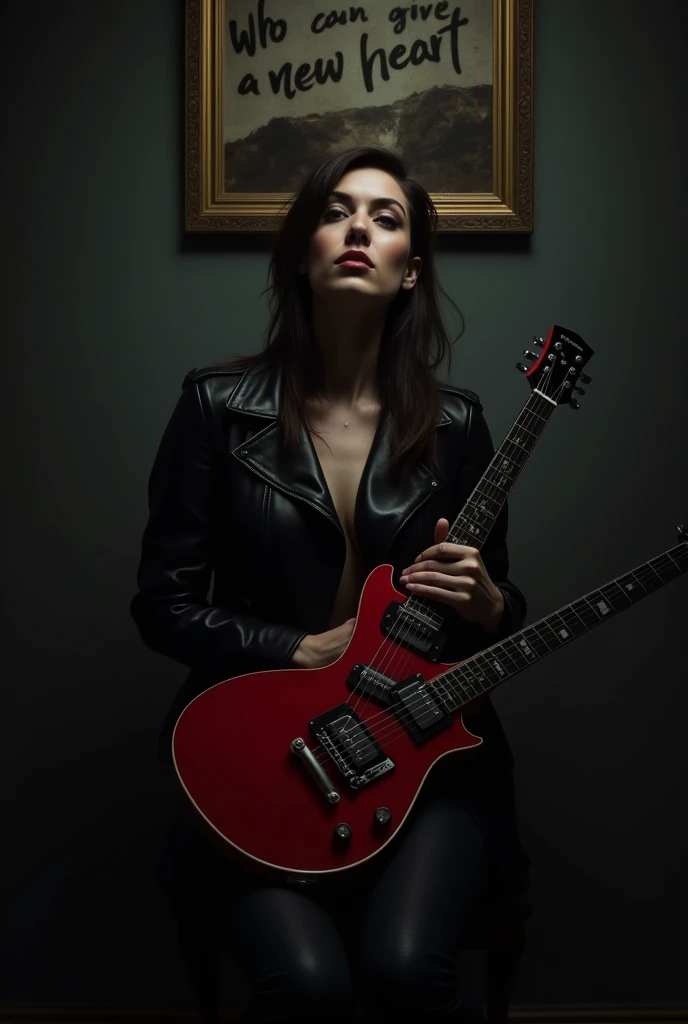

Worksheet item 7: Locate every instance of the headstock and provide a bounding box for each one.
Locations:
[517,325,594,408]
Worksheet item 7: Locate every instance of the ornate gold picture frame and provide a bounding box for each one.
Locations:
[185,0,533,233]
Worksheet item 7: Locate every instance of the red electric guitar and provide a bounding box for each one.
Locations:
[173,325,597,880]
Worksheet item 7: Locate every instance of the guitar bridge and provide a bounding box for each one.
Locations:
[308,703,395,791]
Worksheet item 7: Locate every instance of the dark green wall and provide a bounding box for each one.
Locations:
[2,0,686,1008]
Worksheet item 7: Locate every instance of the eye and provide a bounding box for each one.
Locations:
[322,207,399,229]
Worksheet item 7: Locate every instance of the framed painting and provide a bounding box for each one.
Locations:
[185,0,533,233]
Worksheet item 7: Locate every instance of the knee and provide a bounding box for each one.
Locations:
[358,945,446,1012]
[260,958,355,1021]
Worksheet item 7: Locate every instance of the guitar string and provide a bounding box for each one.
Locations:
[307,399,559,763]
[337,394,549,736]
[306,372,565,763]
[342,549,687,755]
[343,391,554,728]
[330,387,557,742]
[309,549,687,767]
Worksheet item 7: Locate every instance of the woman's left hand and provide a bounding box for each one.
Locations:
[399,518,505,633]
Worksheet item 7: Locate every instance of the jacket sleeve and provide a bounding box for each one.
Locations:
[440,400,527,662]
[130,379,309,675]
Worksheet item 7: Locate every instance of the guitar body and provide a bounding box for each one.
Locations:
[173,564,485,882]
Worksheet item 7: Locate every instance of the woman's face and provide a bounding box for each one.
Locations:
[299,167,422,306]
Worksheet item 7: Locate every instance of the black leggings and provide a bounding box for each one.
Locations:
[163,785,492,1023]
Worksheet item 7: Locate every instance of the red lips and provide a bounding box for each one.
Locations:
[335,250,374,267]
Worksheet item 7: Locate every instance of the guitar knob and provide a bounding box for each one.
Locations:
[569,399,580,410]
[580,373,592,384]
[516,362,528,373]
[373,807,392,828]
[573,386,585,395]
[334,822,352,842]
[523,350,537,360]
[532,336,544,346]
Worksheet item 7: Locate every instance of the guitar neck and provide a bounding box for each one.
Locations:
[403,392,558,622]
[447,391,557,550]
[434,536,688,712]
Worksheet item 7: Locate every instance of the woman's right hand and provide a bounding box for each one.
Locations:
[290,616,356,669]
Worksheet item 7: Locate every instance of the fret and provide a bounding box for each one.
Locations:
[460,652,500,690]
[665,551,683,574]
[616,570,648,602]
[651,551,684,582]
[436,674,460,710]
[508,422,538,442]
[642,560,665,589]
[492,453,520,479]
[518,404,548,426]
[453,662,484,702]
[554,604,587,637]
[466,494,501,519]
[581,591,611,621]
[500,438,529,464]
[431,539,688,712]
[499,634,534,671]
[480,646,511,683]
[599,579,633,609]
[532,616,566,650]
[430,674,456,711]
[546,611,580,645]
[569,597,599,630]
[520,625,549,659]
[464,500,496,523]
[490,639,522,674]
[481,473,509,495]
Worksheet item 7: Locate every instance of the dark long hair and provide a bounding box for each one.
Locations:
[215,145,464,481]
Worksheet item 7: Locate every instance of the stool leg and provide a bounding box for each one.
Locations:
[486,939,526,1024]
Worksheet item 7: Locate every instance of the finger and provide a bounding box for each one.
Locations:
[403,572,477,591]
[405,559,465,577]
[433,518,450,546]
[409,554,481,576]
[414,542,480,563]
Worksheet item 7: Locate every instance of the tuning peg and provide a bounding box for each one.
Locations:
[569,399,580,410]
[516,362,529,373]
[579,373,591,384]
[523,350,538,360]
[573,386,586,395]
[532,336,544,347]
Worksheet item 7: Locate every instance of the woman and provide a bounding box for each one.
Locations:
[131,145,531,1023]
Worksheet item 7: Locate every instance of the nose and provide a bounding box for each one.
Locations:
[345,215,370,246]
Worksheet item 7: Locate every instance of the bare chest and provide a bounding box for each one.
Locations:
[308,402,381,627]
[309,416,378,537]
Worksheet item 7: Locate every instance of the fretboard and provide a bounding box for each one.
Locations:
[404,391,557,624]
[431,538,688,712]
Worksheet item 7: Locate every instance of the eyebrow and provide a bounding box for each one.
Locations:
[327,190,407,220]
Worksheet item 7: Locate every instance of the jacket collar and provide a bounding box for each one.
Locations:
[227,360,452,567]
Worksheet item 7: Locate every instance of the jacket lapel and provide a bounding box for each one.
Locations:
[227,360,451,567]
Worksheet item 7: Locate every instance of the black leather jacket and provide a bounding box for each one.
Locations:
[131,359,531,904]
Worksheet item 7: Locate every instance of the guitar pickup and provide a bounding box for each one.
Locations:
[380,601,448,661]
[346,663,396,707]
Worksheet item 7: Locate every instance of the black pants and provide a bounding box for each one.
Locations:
[160,780,494,1023]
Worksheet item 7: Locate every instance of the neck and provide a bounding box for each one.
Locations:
[309,296,386,407]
